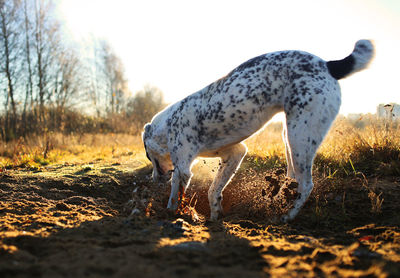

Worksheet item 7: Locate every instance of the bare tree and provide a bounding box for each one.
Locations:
[0,0,22,139]
[127,85,166,133]
[50,45,84,121]
[85,36,103,116]
[22,0,34,117]
[98,40,129,115]
[32,0,60,124]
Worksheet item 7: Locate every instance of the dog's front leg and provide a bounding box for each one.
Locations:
[208,143,247,221]
[167,165,192,211]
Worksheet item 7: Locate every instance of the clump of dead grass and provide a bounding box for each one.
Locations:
[316,116,400,177]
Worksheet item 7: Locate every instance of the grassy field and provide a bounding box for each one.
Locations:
[1,116,400,277]
[2,115,399,176]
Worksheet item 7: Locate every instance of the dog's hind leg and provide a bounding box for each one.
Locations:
[208,143,248,221]
[281,85,340,222]
[282,123,295,178]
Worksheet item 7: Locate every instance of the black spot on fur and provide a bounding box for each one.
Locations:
[314,88,322,94]
[234,55,266,72]
[312,140,317,145]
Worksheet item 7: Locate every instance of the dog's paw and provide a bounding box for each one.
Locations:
[167,198,179,212]
[209,210,224,222]
[209,214,219,222]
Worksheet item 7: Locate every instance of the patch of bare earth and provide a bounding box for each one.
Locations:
[1,162,399,277]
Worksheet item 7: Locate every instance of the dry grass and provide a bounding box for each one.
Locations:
[316,116,400,177]
[245,115,400,178]
[0,132,148,170]
[1,116,399,178]
[245,121,285,159]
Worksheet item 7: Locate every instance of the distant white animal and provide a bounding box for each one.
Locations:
[142,40,374,222]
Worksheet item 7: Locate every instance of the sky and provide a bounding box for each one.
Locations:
[58,0,400,116]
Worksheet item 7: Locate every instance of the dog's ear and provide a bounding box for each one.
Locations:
[142,123,152,140]
[144,123,152,134]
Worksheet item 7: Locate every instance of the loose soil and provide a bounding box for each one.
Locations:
[1,160,399,277]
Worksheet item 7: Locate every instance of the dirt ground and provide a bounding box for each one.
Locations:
[1,160,400,278]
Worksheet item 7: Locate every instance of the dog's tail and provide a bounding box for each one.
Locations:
[327,40,374,80]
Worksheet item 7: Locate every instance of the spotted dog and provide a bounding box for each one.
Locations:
[142,40,374,222]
